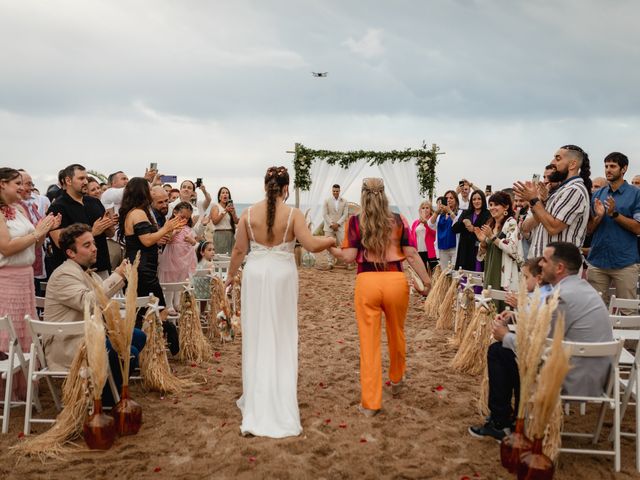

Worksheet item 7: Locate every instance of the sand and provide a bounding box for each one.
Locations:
[0,266,637,479]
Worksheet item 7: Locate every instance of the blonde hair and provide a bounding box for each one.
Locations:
[419,200,433,220]
[360,178,393,263]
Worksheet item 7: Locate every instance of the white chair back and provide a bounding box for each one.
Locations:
[608,295,640,314]
[483,286,509,302]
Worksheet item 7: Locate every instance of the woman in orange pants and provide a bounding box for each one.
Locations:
[330,178,431,416]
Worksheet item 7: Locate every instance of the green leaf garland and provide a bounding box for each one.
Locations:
[293,142,443,199]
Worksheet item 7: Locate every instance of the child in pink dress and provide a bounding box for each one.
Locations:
[159,202,197,311]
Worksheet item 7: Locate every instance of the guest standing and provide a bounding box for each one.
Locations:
[410,201,438,272]
[210,186,238,254]
[452,190,490,272]
[428,190,460,268]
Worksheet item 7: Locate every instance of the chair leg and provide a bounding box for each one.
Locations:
[593,401,608,444]
[2,370,13,434]
[23,344,36,435]
[614,373,621,472]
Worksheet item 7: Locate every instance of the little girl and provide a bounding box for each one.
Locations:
[159,201,198,311]
[193,240,215,309]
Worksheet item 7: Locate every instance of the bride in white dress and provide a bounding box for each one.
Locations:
[225,166,335,438]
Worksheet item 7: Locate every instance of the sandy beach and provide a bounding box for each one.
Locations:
[0,266,637,479]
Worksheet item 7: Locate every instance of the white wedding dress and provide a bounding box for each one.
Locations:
[237,207,302,438]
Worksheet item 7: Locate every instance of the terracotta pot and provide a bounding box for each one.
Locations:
[517,436,554,480]
[113,385,143,436]
[501,418,533,473]
[83,399,116,450]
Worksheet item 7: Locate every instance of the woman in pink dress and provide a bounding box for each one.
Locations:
[159,201,197,311]
[0,168,60,398]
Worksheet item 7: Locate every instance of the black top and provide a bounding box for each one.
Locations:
[47,192,111,273]
[124,221,165,306]
[451,209,491,271]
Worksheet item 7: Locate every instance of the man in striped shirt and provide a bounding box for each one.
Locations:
[515,145,591,258]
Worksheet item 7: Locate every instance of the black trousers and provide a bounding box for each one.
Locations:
[487,341,520,426]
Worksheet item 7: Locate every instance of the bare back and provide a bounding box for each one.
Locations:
[245,200,295,247]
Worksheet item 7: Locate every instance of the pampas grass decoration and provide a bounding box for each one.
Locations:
[527,316,571,440]
[88,253,141,386]
[11,345,90,459]
[84,300,108,401]
[178,287,212,364]
[436,275,459,330]
[515,285,560,420]
[543,399,564,461]
[424,268,451,320]
[230,270,242,335]
[207,276,235,343]
[450,299,496,375]
[139,297,186,394]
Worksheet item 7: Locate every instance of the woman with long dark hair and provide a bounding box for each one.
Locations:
[428,189,460,268]
[210,186,238,254]
[474,190,523,292]
[329,178,431,417]
[119,178,185,351]
[225,166,334,438]
[452,189,490,271]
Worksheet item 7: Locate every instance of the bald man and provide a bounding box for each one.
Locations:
[632,175,640,188]
[591,176,607,193]
[150,185,169,228]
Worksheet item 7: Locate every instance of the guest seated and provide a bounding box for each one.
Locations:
[43,223,146,404]
[469,242,614,440]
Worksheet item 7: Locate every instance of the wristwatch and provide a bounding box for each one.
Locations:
[611,211,620,218]
[529,197,540,207]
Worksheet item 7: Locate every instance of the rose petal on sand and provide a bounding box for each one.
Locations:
[359,438,367,443]
[248,456,256,463]
[217,368,223,373]
[154,467,162,473]
[214,351,221,358]
[17,432,24,439]
[435,385,444,392]
[385,381,391,387]
[190,363,197,368]
[339,422,347,429]
[324,419,331,424]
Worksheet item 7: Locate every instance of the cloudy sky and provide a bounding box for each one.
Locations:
[1,0,639,203]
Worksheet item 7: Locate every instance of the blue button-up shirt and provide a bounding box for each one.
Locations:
[587,181,640,269]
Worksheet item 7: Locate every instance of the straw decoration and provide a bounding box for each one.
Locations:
[230,270,242,335]
[477,368,490,416]
[450,299,496,375]
[139,297,187,393]
[424,267,451,320]
[435,275,459,330]
[11,345,90,459]
[449,287,476,348]
[178,287,213,364]
[207,276,234,342]
[527,316,571,440]
[515,286,560,420]
[84,299,108,401]
[543,399,564,461]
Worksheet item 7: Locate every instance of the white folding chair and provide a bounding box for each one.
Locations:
[0,316,40,433]
[212,260,230,279]
[608,295,640,316]
[559,339,624,472]
[160,282,189,323]
[24,316,119,435]
[113,295,151,311]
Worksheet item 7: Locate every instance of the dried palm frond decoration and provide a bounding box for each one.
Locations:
[207,276,235,343]
[449,286,476,348]
[178,286,212,364]
[229,269,242,335]
[543,399,564,461]
[11,345,90,459]
[424,267,451,320]
[435,275,459,330]
[527,317,570,447]
[84,300,109,403]
[450,297,496,375]
[139,297,187,393]
[89,252,141,386]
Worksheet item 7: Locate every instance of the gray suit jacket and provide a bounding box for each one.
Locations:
[551,274,614,396]
[43,259,124,371]
[502,274,614,396]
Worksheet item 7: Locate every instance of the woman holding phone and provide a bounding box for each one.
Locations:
[427,190,460,268]
[211,186,238,254]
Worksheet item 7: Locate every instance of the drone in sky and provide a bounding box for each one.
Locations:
[311,72,328,77]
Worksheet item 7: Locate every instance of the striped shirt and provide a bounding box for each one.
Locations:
[528,176,590,258]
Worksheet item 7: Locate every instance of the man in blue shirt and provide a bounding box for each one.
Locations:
[587,152,640,305]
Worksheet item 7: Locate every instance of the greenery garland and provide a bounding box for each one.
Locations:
[293,142,443,199]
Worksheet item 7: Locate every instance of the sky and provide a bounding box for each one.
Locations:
[1,0,639,203]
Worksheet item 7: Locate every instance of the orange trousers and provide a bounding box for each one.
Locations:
[354,271,409,410]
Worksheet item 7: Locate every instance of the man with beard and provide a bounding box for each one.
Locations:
[150,185,169,228]
[515,145,591,259]
[585,152,640,305]
[47,164,116,277]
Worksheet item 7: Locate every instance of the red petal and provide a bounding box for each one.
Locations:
[17,432,24,439]
[337,340,344,344]
[318,382,324,387]
[473,474,480,478]
[460,477,470,480]
[248,456,256,462]
[385,381,391,387]
[190,363,197,368]
[214,352,221,358]
[154,467,162,473]
[339,423,347,428]
[173,398,179,404]
[359,438,367,443]
[435,385,444,391]
[324,418,331,424]
[221,422,227,427]
[217,368,223,373]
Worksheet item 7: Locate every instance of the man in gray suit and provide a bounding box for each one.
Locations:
[469,241,614,440]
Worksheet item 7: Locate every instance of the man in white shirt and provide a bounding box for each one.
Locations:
[323,184,348,252]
